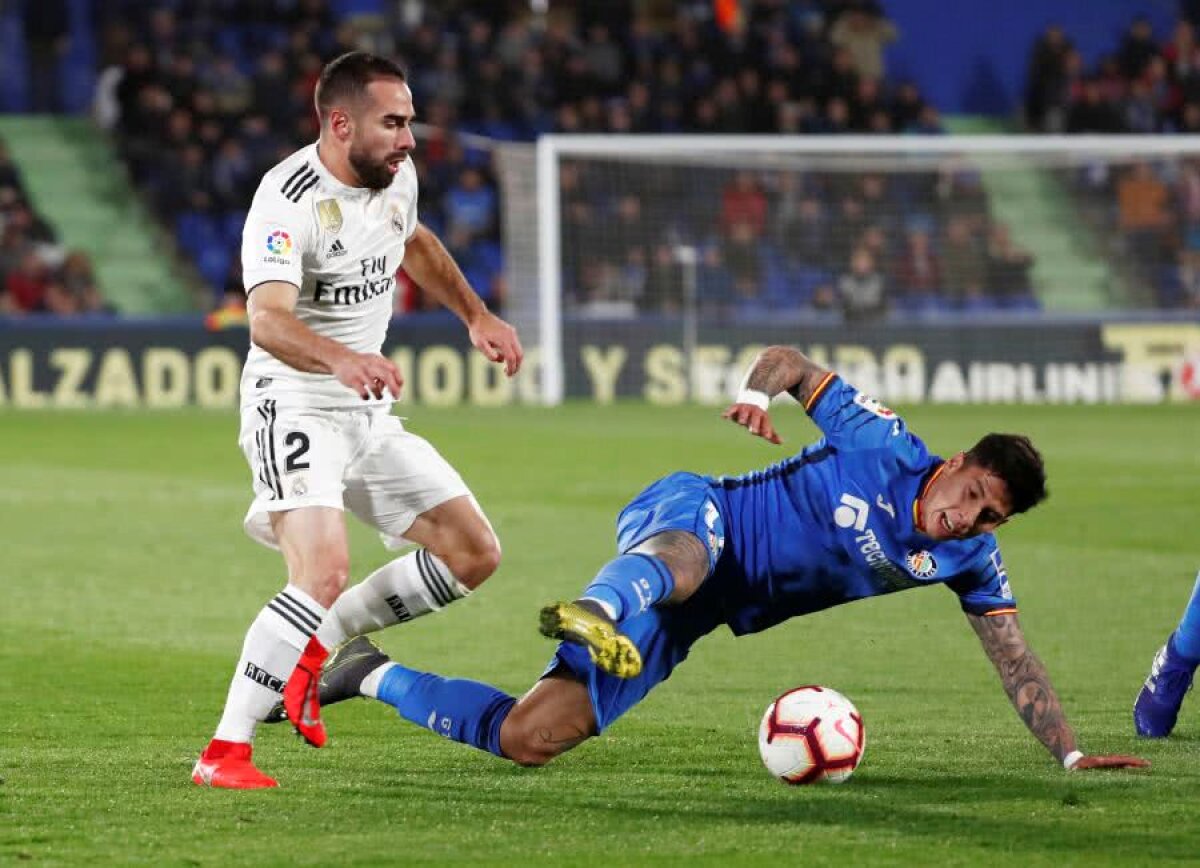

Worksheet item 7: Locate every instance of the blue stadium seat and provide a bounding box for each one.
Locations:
[196,246,232,293]
[175,211,222,258]
[222,210,248,248]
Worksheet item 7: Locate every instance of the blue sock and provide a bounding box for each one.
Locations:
[1173,570,1200,661]
[579,553,675,623]
[375,664,515,758]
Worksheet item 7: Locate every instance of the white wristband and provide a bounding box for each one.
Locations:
[1062,750,1083,770]
[735,389,770,411]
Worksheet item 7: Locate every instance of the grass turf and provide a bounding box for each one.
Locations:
[2,402,1199,865]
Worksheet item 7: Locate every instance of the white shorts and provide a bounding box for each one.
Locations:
[239,401,471,550]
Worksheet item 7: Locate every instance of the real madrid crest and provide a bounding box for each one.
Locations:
[316,199,343,234]
[391,207,406,236]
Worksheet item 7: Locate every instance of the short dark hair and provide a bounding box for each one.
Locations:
[965,433,1048,516]
[315,52,407,119]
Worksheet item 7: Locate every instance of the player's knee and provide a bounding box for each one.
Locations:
[444,532,502,589]
[502,727,566,768]
[305,563,350,608]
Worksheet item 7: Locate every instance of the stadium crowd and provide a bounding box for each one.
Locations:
[84,0,966,320]
[0,136,106,316]
[1026,14,1200,310]
[14,2,1200,318]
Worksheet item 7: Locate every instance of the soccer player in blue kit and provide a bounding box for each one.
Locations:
[1134,569,1200,737]
[281,345,1147,772]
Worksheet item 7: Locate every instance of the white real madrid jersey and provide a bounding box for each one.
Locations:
[239,142,419,409]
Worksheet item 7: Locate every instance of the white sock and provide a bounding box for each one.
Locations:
[359,662,396,699]
[316,549,469,649]
[213,585,327,744]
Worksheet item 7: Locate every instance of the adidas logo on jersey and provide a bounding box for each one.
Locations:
[327,239,348,258]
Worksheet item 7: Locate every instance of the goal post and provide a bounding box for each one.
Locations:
[495,134,1200,406]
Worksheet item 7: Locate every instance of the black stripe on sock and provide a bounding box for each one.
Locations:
[272,593,321,631]
[278,589,323,626]
[267,601,313,636]
[416,549,454,606]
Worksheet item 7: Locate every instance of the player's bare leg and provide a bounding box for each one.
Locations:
[194,506,348,786]
[540,531,709,679]
[499,674,597,766]
[274,506,353,748]
[398,495,502,591]
[313,495,500,651]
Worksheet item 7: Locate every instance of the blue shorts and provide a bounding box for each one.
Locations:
[544,472,728,732]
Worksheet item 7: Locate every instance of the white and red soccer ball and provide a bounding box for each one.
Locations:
[758,685,865,784]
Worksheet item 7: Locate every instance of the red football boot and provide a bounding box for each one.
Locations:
[283,636,329,747]
[192,739,278,789]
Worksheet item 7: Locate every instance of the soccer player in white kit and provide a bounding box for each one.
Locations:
[192,52,523,789]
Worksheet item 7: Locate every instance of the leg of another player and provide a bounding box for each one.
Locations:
[194,506,348,786]
[1134,568,1200,737]
[356,647,593,767]
[316,495,501,650]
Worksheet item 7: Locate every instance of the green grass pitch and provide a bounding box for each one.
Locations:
[2,402,1199,865]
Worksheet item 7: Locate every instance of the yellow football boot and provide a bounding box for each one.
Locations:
[539,601,643,679]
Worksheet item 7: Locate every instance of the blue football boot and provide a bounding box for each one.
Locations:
[1134,633,1198,738]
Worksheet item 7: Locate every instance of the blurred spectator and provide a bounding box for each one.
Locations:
[986,224,1035,303]
[444,167,497,241]
[829,8,898,82]
[893,228,941,296]
[1118,163,1171,236]
[722,221,763,294]
[22,0,70,113]
[1167,249,1200,308]
[2,250,50,314]
[941,216,987,306]
[837,247,887,322]
[721,172,768,237]
[1119,17,1159,80]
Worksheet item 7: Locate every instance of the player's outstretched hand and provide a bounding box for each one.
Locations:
[1071,754,1150,771]
[721,402,782,445]
[469,311,524,377]
[331,351,404,400]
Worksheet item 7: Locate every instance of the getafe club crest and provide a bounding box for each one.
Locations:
[905,549,938,578]
[316,199,343,234]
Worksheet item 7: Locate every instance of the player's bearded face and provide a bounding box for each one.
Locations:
[348,80,416,191]
[920,455,1011,541]
[348,141,401,190]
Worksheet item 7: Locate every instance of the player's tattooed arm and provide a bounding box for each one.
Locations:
[741,345,830,405]
[724,346,830,444]
[966,611,1078,763]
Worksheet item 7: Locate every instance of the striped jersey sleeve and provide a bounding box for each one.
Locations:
[804,374,924,460]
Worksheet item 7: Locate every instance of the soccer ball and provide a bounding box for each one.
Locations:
[758,685,866,785]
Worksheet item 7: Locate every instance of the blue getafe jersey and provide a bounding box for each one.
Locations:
[706,374,1016,636]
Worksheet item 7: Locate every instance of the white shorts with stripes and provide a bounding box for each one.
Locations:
[238,401,471,551]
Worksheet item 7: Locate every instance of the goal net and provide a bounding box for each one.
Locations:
[494,135,1200,405]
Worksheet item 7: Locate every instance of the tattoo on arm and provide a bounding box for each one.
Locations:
[967,612,1078,762]
[743,345,830,405]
